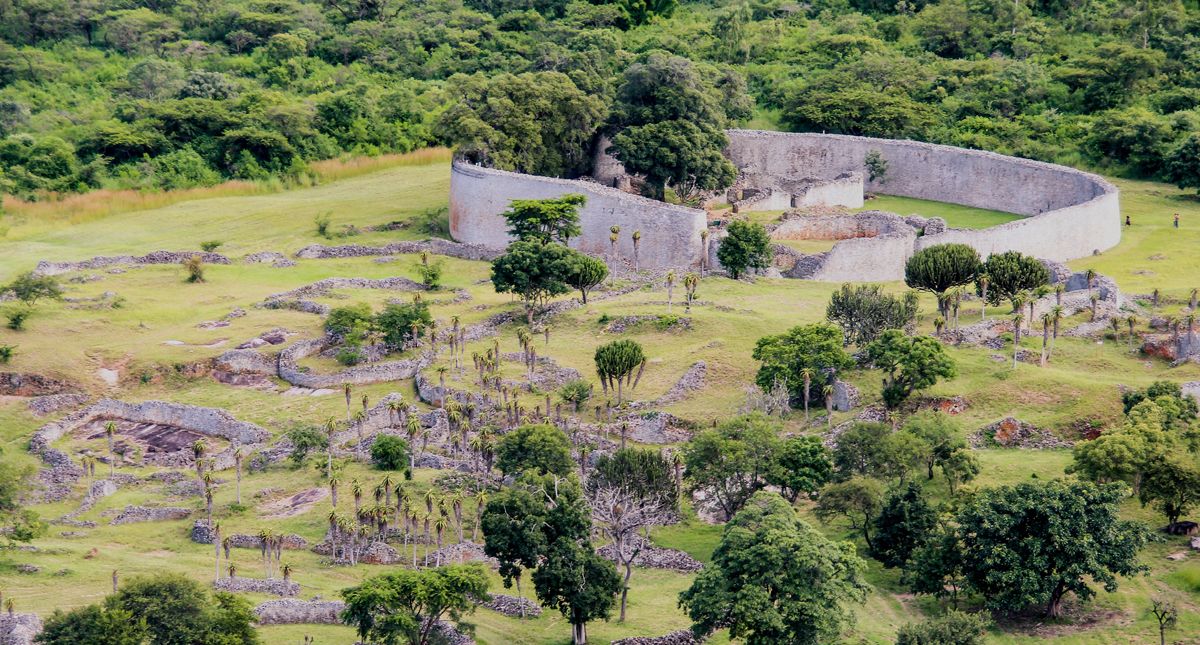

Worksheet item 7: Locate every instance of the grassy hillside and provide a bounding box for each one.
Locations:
[2,156,1199,644]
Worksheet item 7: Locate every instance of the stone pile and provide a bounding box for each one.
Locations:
[214,576,299,597]
[293,239,501,262]
[478,594,541,618]
[611,630,702,645]
[971,417,1072,449]
[34,250,230,276]
[0,372,77,397]
[602,315,692,334]
[244,251,296,268]
[424,541,498,569]
[596,536,703,573]
[253,599,345,625]
[27,393,89,416]
[0,613,42,645]
[259,276,426,314]
[632,361,706,409]
[109,505,191,525]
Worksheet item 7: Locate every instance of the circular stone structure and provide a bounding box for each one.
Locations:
[448,129,1120,281]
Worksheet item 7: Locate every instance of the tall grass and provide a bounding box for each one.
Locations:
[0,147,452,237]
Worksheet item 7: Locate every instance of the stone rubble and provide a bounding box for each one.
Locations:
[611,631,703,645]
[596,535,703,573]
[109,505,192,525]
[34,250,231,276]
[478,593,542,618]
[253,599,345,625]
[214,575,299,597]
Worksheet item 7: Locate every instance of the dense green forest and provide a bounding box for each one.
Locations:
[2,0,1200,200]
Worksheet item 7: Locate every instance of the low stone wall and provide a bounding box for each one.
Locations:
[611,631,702,645]
[294,238,501,262]
[277,338,432,388]
[33,250,231,276]
[793,172,864,208]
[109,505,192,525]
[450,162,708,269]
[254,599,345,625]
[27,393,89,416]
[0,372,78,397]
[214,576,299,597]
[260,277,426,310]
[479,594,542,618]
[597,536,703,573]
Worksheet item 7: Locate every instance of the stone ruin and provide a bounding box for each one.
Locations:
[214,575,299,597]
[108,505,192,525]
[478,594,542,618]
[253,599,345,625]
[612,630,703,645]
[971,417,1073,450]
[0,613,43,645]
[596,535,704,573]
[32,250,231,276]
[190,520,308,549]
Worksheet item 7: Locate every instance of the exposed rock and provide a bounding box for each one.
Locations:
[293,239,501,262]
[213,349,276,375]
[0,613,42,645]
[254,599,345,625]
[1167,551,1189,561]
[912,395,968,415]
[214,576,299,597]
[922,217,947,235]
[278,338,431,388]
[972,417,1072,449]
[109,505,191,525]
[16,564,39,574]
[0,372,78,397]
[596,535,703,573]
[831,379,858,412]
[603,315,692,334]
[1191,536,1200,551]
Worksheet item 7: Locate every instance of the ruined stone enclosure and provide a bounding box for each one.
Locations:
[448,129,1121,280]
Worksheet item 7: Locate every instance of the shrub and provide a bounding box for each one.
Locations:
[717,220,772,279]
[199,240,222,252]
[0,344,14,363]
[4,271,62,305]
[376,301,432,349]
[324,303,374,338]
[6,311,27,331]
[415,251,444,290]
[558,379,592,412]
[370,435,410,470]
[183,255,205,283]
[895,610,989,645]
[314,212,333,237]
[287,425,328,467]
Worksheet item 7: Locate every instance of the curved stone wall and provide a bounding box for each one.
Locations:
[449,162,708,269]
[725,130,1121,274]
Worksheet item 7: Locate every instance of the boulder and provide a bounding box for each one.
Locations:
[831,379,858,412]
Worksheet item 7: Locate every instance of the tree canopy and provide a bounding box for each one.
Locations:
[341,565,490,645]
[904,244,980,318]
[716,220,773,280]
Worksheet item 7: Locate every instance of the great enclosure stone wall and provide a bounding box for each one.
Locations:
[448,130,1121,279]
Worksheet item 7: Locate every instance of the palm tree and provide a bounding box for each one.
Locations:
[1012,314,1024,368]
[323,416,339,477]
[227,563,237,580]
[1054,282,1065,306]
[671,451,684,499]
[343,383,353,423]
[233,448,243,505]
[1127,315,1138,350]
[1085,268,1097,295]
[934,317,945,336]
[381,474,393,509]
[1187,313,1197,357]
[191,440,207,481]
[281,562,293,583]
[631,230,642,271]
[1191,288,1198,311]
[213,522,222,583]
[609,225,620,261]
[352,479,363,516]
[406,416,421,469]
[104,421,117,477]
[473,491,488,543]
[1040,312,1051,367]
[433,516,447,566]
[203,473,215,523]
[619,422,629,450]
[1089,293,1100,321]
[352,409,367,444]
[387,399,405,429]
[823,384,834,429]
[361,393,369,414]
[978,273,989,320]
[665,270,676,312]
[799,367,814,422]
[435,366,449,408]
[329,476,340,508]
[683,273,699,313]
[1110,316,1121,344]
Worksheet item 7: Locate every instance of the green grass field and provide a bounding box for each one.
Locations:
[857,195,1024,229]
[2,158,1199,644]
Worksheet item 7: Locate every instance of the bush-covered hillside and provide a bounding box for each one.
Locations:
[2,0,1200,200]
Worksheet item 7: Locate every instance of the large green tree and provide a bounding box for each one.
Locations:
[716,220,772,280]
[564,252,608,304]
[682,413,779,520]
[104,574,259,645]
[826,283,919,347]
[502,194,585,245]
[608,119,735,201]
[679,491,867,645]
[593,339,646,404]
[341,565,489,645]
[36,606,148,645]
[766,435,832,503]
[491,240,575,324]
[752,323,854,406]
[870,482,937,569]
[978,251,1050,310]
[495,423,574,477]
[866,330,957,409]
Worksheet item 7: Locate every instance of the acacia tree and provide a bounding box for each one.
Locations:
[814,476,885,550]
[1138,454,1200,528]
[594,339,646,404]
[491,240,574,324]
[564,252,607,304]
[340,565,489,645]
[825,283,919,346]
[765,435,832,503]
[752,323,854,407]
[680,492,867,645]
[904,244,980,319]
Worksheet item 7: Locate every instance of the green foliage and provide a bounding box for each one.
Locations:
[1166,134,1200,193]
[370,435,410,471]
[340,565,489,645]
[0,344,13,363]
[414,253,444,290]
[683,413,780,520]
[815,476,886,550]
[314,213,333,238]
[609,120,735,201]
[680,491,867,645]
[716,220,772,280]
[1121,380,1198,422]
[864,149,888,183]
[900,411,973,486]
[491,240,574,322]
[4,271,62,306]
[104,573,260,645]
[1138,454,1200,527]
[325,303,375,338]
[5,310,27,331]
[616,0,679,27]
[0,447,44,543]
[752,323,854,405]
[593,339,646,402]
[36,605,148,645]
[904,244,980,316]
[198,240,222,252]
[894,610,989,645]
[871,482,937,569]
[558,379,593,412]
[286,424,328,468]
[182,255,205,284]
[496,424,574,477]
[928,480,1149,617]
[376,301,433,350]
[502,194,585,245]
[564,252,608,304]
[866,330,957,409]
[832,422,922,481]
[590,447,678,506]
[826,283,919,346]
[977,251,1050,308]
[765,435,832,503]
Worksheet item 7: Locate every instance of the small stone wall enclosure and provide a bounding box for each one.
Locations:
[449,130,1120,280]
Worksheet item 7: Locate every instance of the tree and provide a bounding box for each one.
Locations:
[978,251,1049,310]
[1121,380,1198,423]
[904,244,980,319]
[376,301,433,350]
[1138,454,1200,528]
[369,435,410,471]
[894,610,989,645]
[953,480,1148,617]
[0,447,45,543]
[752,323,854,406]
[1165,134,1200,193]
[36,605,148,645]
[481,485,547,613]
[900,411,967,481]
[1149,597,1178,645]
[588,448,677,621]
[766,435,832,503]
[826,284,919,346]
[564,252,607,304]
[593,339,646,404]
[717,220,772,280]
[502,194,584,245]
[341,565,489,645]
[491,240,574,324]
[815,476,885,550]
[866,330,957,409]
[3,271,62,306]
[495,424,574,477]
[533,538,622,645]
[871,482,937,569]
[679,491,867,645]
[609,120,735,200]
[105,573,259,645]
[832,422,921,481]
[682,413,780,520]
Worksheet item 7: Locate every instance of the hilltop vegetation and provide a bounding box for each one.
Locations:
[2,0,1200,202]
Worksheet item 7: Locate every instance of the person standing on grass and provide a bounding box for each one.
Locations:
[1174,213,1180,228]
[1126,215,1131,226]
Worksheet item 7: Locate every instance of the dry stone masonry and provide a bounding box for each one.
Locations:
[33,250,231,276]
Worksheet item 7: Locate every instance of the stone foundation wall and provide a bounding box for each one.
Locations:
[254,599,345,625]
[791,172,864,209]
[33,250,231,276]
[0,372,78,397]
[277,339,432,388]
[214,576,299,597]
[449,162,707,269]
